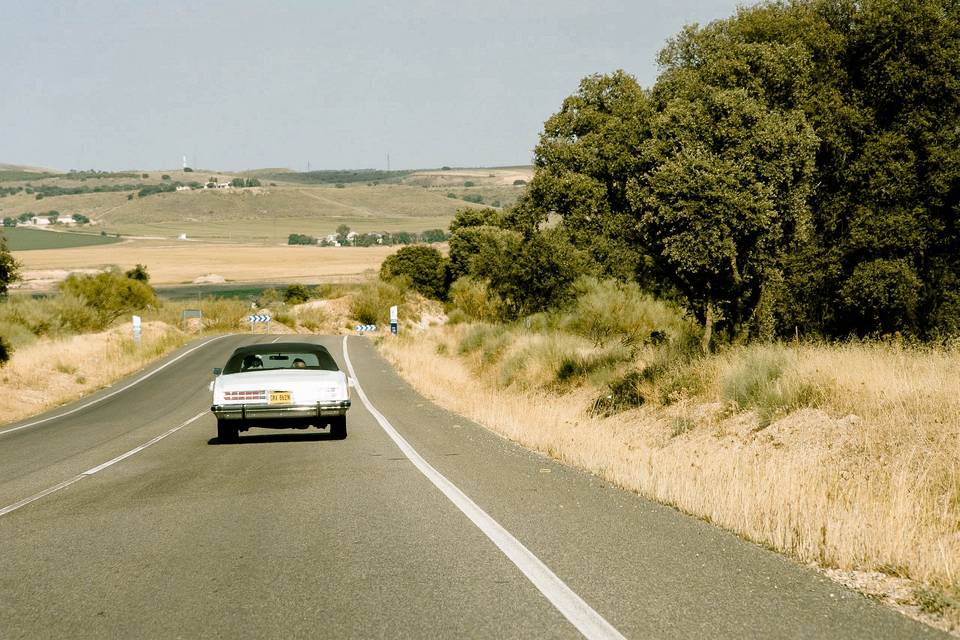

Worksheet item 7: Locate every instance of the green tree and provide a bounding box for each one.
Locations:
[420,228,448,243]
[125,263,150,282]
[380,245,449,300]
[2,217,16,227]
[72,213,90,224]
[0,236,21,296]
[472,227,591,319]
[336,224,351,246]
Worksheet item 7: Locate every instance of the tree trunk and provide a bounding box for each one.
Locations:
[701,303,714,354]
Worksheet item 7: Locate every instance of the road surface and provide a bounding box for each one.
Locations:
[0,335,946,639]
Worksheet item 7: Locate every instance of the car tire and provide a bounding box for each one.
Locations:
[217,419,239,443]
[330,416,347,440]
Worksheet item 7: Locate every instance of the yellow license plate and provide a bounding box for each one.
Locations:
[269,391,292,404]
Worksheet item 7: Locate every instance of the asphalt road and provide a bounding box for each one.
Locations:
[0,334,947,639]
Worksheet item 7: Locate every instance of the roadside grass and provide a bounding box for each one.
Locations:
[380,282,960,631]
[0,321,194,425]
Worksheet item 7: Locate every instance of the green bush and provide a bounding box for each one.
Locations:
[720,346,827,425]
[563,277,698,348]
[59,270,157,328]
[457,323,512,366]
[349,280,408,325]
[284,284,312,304]
[0,334,11,366]
[199,298,248,330]
[380,245,449,300]
[447,277,501,322]
[125,264,150,282]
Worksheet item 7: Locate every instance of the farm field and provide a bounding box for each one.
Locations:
[0,167,532,242]
[11,239,395,289]
[1,226,120,250]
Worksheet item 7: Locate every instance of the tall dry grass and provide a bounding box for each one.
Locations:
[0,321,191,425]
[381,327,960,628]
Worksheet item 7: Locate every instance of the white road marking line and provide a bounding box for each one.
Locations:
[271,336,281,343]
[83,412,206,475]
[341,336,627,640]
[0,335,230,437]
[0,475,85,518]
[0,411,207,518]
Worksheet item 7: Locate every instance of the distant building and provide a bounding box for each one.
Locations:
[28,215,74,226]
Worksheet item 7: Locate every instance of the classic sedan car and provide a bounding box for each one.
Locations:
[210,342,351,442]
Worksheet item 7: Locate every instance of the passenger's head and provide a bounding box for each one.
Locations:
[242,354,262,370]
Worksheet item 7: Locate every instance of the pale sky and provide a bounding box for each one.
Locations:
[1,0,744,172]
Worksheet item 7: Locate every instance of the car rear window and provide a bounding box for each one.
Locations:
[222,348,339,374]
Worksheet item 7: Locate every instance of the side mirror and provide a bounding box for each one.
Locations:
[212,367,222,376]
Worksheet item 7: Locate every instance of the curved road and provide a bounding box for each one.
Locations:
[0,335,946,639]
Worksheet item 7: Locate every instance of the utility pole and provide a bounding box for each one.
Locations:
[387,153,390,172]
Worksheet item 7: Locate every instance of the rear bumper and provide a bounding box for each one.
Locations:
[211,400,351,421]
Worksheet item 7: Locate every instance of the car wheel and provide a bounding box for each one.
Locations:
[330,416,347,440]
[217,419,239,443]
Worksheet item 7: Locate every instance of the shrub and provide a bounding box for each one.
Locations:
[457,323,512,366]
[513,179,527,186]
[462,194,483,203]
[59,270,158,328]
[0,334,11,366]
[297,306,328,332]
[720,345,828,425]
[380,245,449,300]
[284,284,312,304]
[125,264,150,282]
[463,181,475,187]
[447,277,501,322]
[200,298,248,330]
[563,277,698,348]
[349,279,408,325]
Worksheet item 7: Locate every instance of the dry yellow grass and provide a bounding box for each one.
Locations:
[381,327,960,631]
[0,321,191,425]
[12,240,394,289]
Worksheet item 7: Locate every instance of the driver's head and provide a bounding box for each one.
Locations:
[292,358,306,369]
[242,354,262,369]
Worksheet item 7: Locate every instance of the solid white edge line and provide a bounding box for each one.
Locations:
[341,336,627,640]
[0,410,208,518]
[0,334,231,437]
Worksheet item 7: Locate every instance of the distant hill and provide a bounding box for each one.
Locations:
[0,164,533,243]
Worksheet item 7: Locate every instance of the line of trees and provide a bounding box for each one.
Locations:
[403,0,957,348]
[288,226,449,247]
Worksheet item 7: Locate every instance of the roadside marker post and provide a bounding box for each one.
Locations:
[248,314,272,334]
[389,305,398,335]
[132,315,141,344]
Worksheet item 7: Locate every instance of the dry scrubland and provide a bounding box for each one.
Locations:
[12,241,394,289]
[381,323,960,631]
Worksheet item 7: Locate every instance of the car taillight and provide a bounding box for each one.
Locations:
[223,390,266,401]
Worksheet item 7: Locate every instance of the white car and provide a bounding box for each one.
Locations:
[210,342,351,442]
